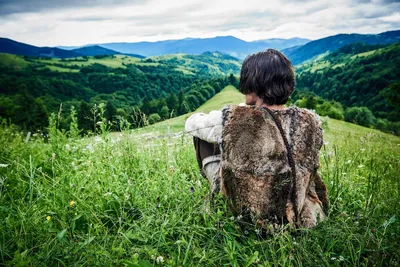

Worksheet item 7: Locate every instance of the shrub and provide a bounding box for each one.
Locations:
[148,113,161,125]
[316,101,344,120]
[344,107,376,127]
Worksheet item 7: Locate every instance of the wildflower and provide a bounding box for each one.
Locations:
[65,144,70,151]
[358,164,364,168]
[156,256,164,264]
[237,215,243,220]
[255,228,261,235]
[230,216,235,221]
[331,256,337,261]
[69,200,76,207]
[360,148,365,151]
[338,256,344,261]
[156,203,161,208]
[345,160,351,164]
[244,230,249,235]
[52,153,56,160]
[46,216,51,221]
[168,165,174,175]
[0,164,8,168]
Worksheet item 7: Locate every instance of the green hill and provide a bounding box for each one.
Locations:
[295,43,400,123]
[0,53,240,131]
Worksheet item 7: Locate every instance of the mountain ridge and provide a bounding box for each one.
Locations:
[283,30,400,65]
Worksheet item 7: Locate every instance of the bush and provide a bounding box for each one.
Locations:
[344,107,376,127]
[148,113,161,125]
[316,101,344,120]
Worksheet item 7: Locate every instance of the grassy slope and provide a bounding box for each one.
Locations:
[0,53,31,69]
[1,86,399,266]
[142,85,400,146]
[298,47,383,73]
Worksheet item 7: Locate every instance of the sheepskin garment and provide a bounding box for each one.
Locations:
[220,105,328,229]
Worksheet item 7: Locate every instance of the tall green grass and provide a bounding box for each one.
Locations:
[0,91,399,266]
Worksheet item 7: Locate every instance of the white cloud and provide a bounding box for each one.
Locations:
[0,0,398,46]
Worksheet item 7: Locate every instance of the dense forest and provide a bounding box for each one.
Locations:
[0,53,239,132]
[294,42,400,135]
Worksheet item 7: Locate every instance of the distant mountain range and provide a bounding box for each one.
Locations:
[282,30,400,65]
[91,36,310,59]
[1,30,399,64]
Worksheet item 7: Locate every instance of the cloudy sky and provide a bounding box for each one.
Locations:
[0,0,399,46]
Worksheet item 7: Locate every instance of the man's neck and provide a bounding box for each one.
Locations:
[254,98,285,110]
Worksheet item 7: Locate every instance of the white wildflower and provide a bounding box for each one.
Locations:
[358,164,364,168]
[237,215,243,220]
[65,144,70,151]
[0,164,9,168]
[84,144,94,153]
[156,256,164,264]
[230,216,235,221]
[338,256,344,261]
[360,148,365,151]
[345,160,351,164]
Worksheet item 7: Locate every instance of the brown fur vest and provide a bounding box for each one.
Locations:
[220,106,328,229]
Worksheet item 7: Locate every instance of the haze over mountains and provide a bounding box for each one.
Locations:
[1,30,399,65]
[66,36,311,59]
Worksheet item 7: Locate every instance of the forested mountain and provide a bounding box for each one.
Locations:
[70,46,122,56]
[0,52,240,131]
[0,38,81,58]
[295,42,399,130]
[283,30,400,65]
[0,38,145,58]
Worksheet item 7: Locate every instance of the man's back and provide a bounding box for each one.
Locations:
[220,105,328,229]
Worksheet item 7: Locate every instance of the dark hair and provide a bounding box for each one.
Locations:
[239,49,295,105]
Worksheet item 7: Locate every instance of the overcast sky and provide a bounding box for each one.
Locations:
[0,0,399,46]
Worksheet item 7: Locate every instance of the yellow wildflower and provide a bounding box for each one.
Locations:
[46,216,51,221]
[69,200,76,207]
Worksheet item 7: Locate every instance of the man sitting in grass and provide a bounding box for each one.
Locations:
[185,49,328,229]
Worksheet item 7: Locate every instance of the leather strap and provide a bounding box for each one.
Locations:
[262,107,298,224]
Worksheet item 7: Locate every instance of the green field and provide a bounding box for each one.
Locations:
[1,86,399,266]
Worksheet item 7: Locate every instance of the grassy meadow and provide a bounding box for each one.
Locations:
[1,86,399,266]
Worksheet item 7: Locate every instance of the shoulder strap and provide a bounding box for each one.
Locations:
[262,107,298,224]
